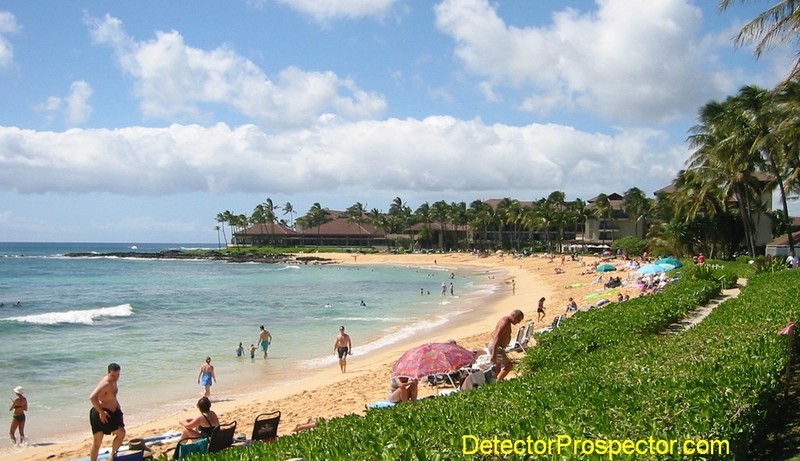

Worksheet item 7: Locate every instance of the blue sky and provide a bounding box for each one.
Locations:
[0,0,794,243]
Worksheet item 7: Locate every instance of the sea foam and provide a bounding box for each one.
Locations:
[4,304,133,325]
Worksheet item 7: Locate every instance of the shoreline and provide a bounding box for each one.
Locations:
[2,252,620,461]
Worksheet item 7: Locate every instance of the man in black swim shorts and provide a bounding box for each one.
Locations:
[89,363,126,461]
[333,326,352,373]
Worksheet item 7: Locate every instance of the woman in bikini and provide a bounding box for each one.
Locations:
[9,386,27,445]
[179,397,219,439]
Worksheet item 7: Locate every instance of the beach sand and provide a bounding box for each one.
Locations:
[2,252,633,461]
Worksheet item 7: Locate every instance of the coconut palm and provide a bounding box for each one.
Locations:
[345,202,368,247]
[592,194,614,245]
[213,225,222,250]
[719,0,800,82]
[215,212,229,249]
[281,202,296,229]
[623,187,649,239]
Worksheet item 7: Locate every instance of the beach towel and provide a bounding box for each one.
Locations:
[173,438,209,460]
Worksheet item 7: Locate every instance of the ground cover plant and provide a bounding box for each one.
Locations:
[176,269,800,460]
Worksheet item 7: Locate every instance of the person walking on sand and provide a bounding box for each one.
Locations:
[198,357,216,398]
[258,325,272,358]
[537,297,546,322]
[89,363,125,461]
[488,310,524,382]
[9,386,27,446]
[334,326,352,373]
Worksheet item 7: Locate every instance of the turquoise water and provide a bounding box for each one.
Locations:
[0,243,502,446]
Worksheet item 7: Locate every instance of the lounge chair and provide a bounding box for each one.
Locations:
[506,322,534,352]
[538,315,565,334]
[251,410,281,442]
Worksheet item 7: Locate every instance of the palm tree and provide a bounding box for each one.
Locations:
[213,225,221,250]
[468,200,494,251]
[414,202,433,249]
[688,95,764,256]
[592,194,614,245]
[431,200,450,250]
[215,213,229,249]
[368,208,392,250]
[719,0,800,82]
[623,187,648,239]
[281,202,296,229]
[345,202,368,247]
[742,83,797,254]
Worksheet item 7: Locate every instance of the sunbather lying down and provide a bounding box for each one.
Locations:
[293,418,320,433]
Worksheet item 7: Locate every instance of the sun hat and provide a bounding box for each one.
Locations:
[13,386,24,396]
[127,438,153,457]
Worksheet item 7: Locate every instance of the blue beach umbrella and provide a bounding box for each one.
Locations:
[658,263,677,271]
[655,257,683,268]
[596,263,616,272]
[637,264,666,274]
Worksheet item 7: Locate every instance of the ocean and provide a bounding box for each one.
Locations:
[0,242,504,448]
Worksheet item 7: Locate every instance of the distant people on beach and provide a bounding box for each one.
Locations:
[89,363,125,461]
[449,283,454,296]
[249,344,256,359]
[198,357,216,398]
[565,297,578,312]
[9,386,27,446]
[420,288,424,295]
[258,325,272,359]
[440,282,447,296]
[511,279,516,295]
[334,326,352,373]
[488,309,524,382]
[235,342,244,357]
[178,397,219,440]
[360,300,367,307]
[537,297,546,322]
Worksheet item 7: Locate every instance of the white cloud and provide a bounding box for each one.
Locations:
[85,14,386,129]
[0,119,682,201]
[274,0,399,22]
[0,11,20,71]
[434,0,723,124]
[36,81,94,127]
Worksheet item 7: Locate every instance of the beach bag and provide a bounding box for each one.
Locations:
[173,437,209,460]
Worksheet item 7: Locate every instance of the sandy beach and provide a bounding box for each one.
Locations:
[2,251,631,461]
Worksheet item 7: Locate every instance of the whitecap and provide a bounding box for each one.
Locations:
[4,304,133,326]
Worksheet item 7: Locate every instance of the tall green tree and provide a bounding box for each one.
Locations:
[345,202,368,247]
[623,187,649,239]
[719,0,800,82]
[592,194,614,245]
[215,212,229,249]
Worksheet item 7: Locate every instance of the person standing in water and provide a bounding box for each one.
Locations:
[258,325,272,358]
[198,357,216,398]
[9,386,27,446]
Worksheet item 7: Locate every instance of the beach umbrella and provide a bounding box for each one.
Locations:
[391,342,476,379]
[596,263,616,272]
[658,263,677,271]
[637,264,666,274]
[655,257,683,268]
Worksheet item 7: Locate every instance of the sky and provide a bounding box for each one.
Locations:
[0,0,795,243]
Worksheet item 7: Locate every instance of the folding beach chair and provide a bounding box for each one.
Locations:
[251,410,281,442]
[208,421,237,453]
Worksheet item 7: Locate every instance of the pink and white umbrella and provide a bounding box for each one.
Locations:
[391,342,476,379]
